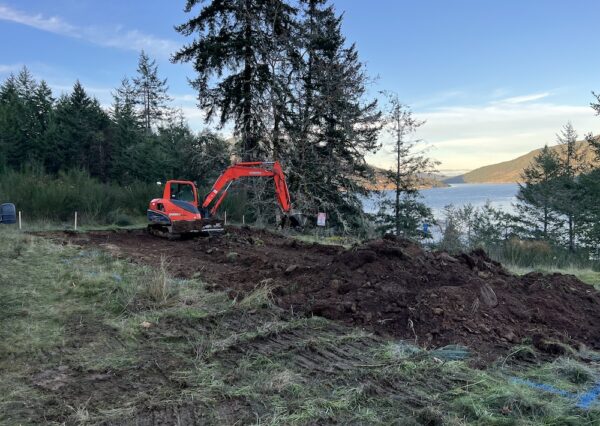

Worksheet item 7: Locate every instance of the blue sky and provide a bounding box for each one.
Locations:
[1,0,600,172]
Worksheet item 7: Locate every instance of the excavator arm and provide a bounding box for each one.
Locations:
[202,161,292,217]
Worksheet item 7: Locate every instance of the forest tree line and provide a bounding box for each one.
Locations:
[0,57,231,186]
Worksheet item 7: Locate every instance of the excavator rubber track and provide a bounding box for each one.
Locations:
[148,219,224,239]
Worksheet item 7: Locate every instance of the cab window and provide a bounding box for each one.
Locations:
[170,183,195,202]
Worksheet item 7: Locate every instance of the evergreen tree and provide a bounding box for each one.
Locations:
[374,94,436,238]
[179,131,231,185]
[50,81,111,179]
[290,3,381,230]
[32,80,54,163]
[110,78,143,181]
[173,0,298,161]
[592,90,600,116]
[133,50,171,132]
[0,73,20,170]
[13,68,39,164]
[554,123,589,251]
[471,202,514,248]
[439,205,464,253]
[575,168,600,250]
[515,145,563,241]
[0,68,53,167]
[155,110,197,180]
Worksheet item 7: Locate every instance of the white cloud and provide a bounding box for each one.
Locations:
[410,90,465,109]
[0,4,77,34]
[496,92,550,104]
[0,4,178,58]
[172,93,197,103]
[368,100,600,171]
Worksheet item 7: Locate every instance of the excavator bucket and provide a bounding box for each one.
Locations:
[282,212,306,230]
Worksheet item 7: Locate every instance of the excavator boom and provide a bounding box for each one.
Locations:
[202,161,291,217]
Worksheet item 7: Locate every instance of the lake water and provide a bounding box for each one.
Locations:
[364,183,520,218]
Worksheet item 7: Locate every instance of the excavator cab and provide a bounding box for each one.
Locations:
[169,182,197,204]
[147,180,214,238]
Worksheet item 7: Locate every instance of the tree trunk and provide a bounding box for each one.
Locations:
[394,110,401,236]
[543,206,548,239]
[568,214,575,252]
[242,0,254,161]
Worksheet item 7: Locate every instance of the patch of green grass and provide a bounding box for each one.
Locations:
[291,233,360,247]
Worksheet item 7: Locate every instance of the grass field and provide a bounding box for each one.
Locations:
[2,228,600,424]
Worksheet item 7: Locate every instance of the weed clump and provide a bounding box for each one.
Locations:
[111,256,179,312]
[237,284,274,309]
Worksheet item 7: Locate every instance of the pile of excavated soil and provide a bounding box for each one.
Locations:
[48,228,600,358]
[275,236,600,357]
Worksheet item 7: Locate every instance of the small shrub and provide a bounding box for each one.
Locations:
[107,210,135,226]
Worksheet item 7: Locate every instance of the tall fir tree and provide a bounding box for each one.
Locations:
[0,68,51,167]
[32,80,54,163]
[0,73,20,170]
[49,81,111,179]
[374,94,436,238]
[554,123,589,251]
[173,0,298,161]
[288,2,381,230]
[515,145,563,241]
[110,77,143,182]
[133,50,171,132]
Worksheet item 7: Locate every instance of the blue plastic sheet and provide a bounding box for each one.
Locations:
[511,377,600,409]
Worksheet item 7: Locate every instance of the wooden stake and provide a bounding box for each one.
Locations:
[74,211,78,231]
[242,215,245,225]
[18,211,22,230]
[224,211,227,226]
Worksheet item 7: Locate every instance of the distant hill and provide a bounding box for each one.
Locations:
[445,141,597,184]
[362,168,449,190]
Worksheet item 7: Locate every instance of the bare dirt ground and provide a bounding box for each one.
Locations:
[49,226,600,361]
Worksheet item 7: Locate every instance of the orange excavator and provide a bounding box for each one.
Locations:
[147,161,297,238]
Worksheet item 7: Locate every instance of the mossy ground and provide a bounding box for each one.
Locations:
[1,227,600,424]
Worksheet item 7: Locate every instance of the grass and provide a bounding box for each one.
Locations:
[2,227,600,424]
[290,232,360,247]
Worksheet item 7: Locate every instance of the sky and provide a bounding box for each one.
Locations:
[1,1,600,174]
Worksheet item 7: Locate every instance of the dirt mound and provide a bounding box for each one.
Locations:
[275,237,600,357]
[49,228,600,359]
